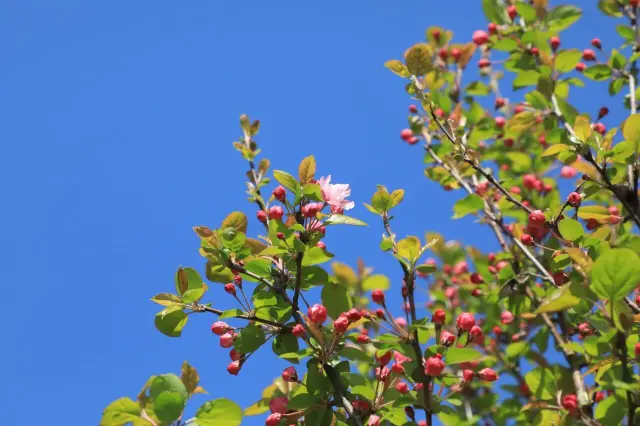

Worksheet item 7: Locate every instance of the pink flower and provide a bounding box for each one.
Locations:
[318,175,355,212]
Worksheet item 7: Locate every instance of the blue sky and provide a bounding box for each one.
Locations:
[1,1,623,425]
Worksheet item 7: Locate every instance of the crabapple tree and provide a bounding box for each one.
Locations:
[102,1,640,425]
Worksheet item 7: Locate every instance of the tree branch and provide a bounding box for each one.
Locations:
[197,305,292,331]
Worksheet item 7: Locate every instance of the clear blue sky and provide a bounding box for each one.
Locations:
[1,2,621,425]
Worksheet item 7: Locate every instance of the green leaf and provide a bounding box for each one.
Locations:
[595,393,625,426]
[234,324,266,353]
[324,214,368,226]
[100,398,150,426]
[194,398,243,426]
[362,274,390,291]
[154,392,185,423]
[273,333,300,360]
[175,267,203,296]
[155,309,188,337]
[405,44,433,76]
[446,347,483,364]
[302,246,334,266]
[397,236,421,262]
[516,2,537,22]
[219,309,243,319]
[321,282,353,319]
[416,264,437,274]
[303,182,323,201]
[591,248,640,301]
[584,64,612,81]
[513,70,540,89]
[558,218,584,241]
[384,60,410,78]
[525,90,549,110]
[382,408,409,425]
[598,0,623,17]
[221,212,248,233]
[616,24,635,41]
[505,341,528,358]
[452,194,484,219]
[546,5,582,32]
[525,368,556,400]
[555,49,582,73]
[298,156,316,184]
[555,97,578,126]
[482,0,508,24]
[465,81,491,95]
[623,114,640,141]
[273,170,300,193]
[149,374,188,401]
[351,385,375,401]
[534,286,581,314]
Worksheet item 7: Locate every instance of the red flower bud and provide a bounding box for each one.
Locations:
[598,106,609,119]
[269,396,288,414]
[292,324,306,338]
[440,330,456,346]
[562,394,578,412]
[227,360,241,375]
[211,321,229,335]
[507,5,517,19]
[424,356,446,376]
[582,49,596,61]
[272,185,286,202]
[357,333,370,343]
[456,312,476,332]
[224,283,236,295]
[568,192,582,207]
[268,206,284,220]
[528,209,546,225]
[376,350,392,366]
[478,58,491,69]
[256,210,268,223]
[495,98,506,109]
[265,413,282,426]
[469,325,484,344]
[576,62,586,72]
[463,369,474,382]
[591,38,602,49]
[472,30,489,45]
[409,104,418,113]
[520,233,534,246]
[308,304,327,324]
[400,128,413,141]
[550,36,560,51]
[470,272,484,284]
[593,122,606,135]
[432,309,446,325]
[229,349,242,361]
[333,315,349,334]
[500,311,514,325]
[371,289,385,305]
[396,381,409,394]
[282,366,298,382]
[220,332,235,348]
[488,22,497,35]
[477,368,498,382]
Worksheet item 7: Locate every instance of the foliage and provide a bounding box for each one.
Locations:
[104,2,640,425]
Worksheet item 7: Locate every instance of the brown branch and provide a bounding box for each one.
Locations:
[197,305,291,331]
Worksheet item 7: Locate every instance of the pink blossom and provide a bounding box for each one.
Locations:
[318,175,355,212]
[560,166,577,178]
[394,351,412,365]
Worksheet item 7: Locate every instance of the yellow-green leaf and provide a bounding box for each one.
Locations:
[574,115,592,142]
[390,189,404,208]
[298,155,316,184]
[151,293,182,307]
[534,286,581,314]
[221,212,248,233]
[362,274,390,291]
[623,113,640,141]
[384,59,411,78]
[542,144,571,156]
[397,236,421,262]
[405,43,433,76]
[101,398,151,426]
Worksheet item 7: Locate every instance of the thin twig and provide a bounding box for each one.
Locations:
[198,305,291,330]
